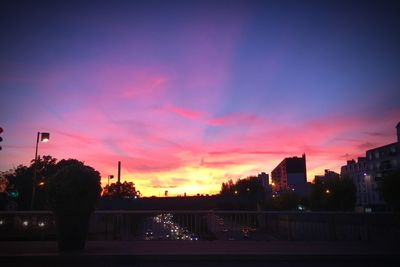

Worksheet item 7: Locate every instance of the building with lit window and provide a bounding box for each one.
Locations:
[341,122,400,211]
[364,123,400,209]
[341,157,372,211]
[271,154,308,196]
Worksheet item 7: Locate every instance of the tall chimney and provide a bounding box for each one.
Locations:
[117,161,121,196]
[117,161,121,184]
[302,153,307,182]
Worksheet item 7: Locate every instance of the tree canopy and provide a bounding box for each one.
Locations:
[0,155,58,210]
[219,176,268,210]
[102,181,138,198]
[47,159,101,214]
[382,170,400,211]
[0,156,102,211]
[309,176,356,211]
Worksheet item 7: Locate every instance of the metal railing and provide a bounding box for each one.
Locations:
[0,210,399,242]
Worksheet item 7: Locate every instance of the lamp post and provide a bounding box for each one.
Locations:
[31,132,50,210]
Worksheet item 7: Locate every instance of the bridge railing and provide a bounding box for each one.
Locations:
[0,210,399,241]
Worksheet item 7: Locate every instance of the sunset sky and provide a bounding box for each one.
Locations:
[1,0,399,196]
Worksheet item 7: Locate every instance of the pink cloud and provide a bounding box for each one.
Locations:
[163,105,205,120]
[207,113,261,126]
[200,157,240,168]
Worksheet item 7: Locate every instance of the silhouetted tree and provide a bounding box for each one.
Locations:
[47,159,101,251]
[33,155,59,209]
[309,179,325,210]
[32,155,58,180]
[333,177,356,210]
[0,155,85,210]
[270,190,302,210]
[220,179,235,195]
[219,176,267,210]
[1,165,32,210]
[309,176,356,211]
[382,170,400,211]
[0,176,9,209]
[103,181,138,198]
[47,159,102,214]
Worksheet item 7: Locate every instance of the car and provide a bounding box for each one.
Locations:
[189,234,198,241]
[145,229,154,240]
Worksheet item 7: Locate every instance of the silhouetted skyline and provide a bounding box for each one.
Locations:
[1,0,399,196]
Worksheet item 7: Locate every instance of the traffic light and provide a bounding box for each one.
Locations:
[9,191,19,198]
[0,127,3,151]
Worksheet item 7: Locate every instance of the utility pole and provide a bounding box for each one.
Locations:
[117,161,121,196]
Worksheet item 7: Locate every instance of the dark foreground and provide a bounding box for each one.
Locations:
[1,240,399,266]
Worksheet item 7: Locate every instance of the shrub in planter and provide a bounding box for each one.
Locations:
[47,159,101,251]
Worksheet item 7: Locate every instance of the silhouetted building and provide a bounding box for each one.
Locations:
[364,122,400,209]
[314,169,340,183]
[256,172,269,190]
[271,154,308,196]
[341,122,400,211]
[341,157,371,211]
[398,122,400,142]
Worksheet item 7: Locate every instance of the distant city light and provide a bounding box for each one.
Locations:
[22,220,29,226]
[151,213,198,241]
[325,189,331,194]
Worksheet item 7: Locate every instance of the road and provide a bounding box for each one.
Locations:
[1,240,399,266]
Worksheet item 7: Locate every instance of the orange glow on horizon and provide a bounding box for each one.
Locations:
[98,159,345,197]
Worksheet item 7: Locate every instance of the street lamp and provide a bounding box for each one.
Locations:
[31,132,50,210]
[40,132,49,142]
